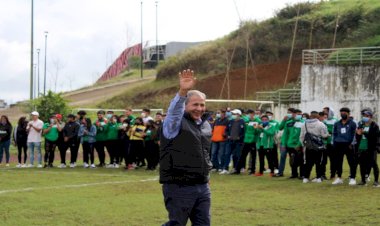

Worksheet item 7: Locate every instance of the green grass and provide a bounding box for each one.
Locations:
[1,147,380,226]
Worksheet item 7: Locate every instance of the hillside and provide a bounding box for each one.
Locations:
[97,0,380,109]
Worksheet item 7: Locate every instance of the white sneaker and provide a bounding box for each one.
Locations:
[311,178,318,182]
[70,163,76,168]
[28,164,34,168]
[265,169,271,173]
[106,164,114,168]
[218,169,222,172]
[210,169,217,173]
[114,163,119,168]
[314,178,322,183]
[332,178,343,185]
[83,163,89,168]
[349,178,357,186]
[37,164,43,168]
[90,164,96,168]
[274,169,279,174]
[21,164,27,168]
[219,169,228,175]
[366,175,371,182]
[16,163,21,168]
[58,163,67,168]
[5,163,10,167]
[240,168,245,173]
[303,178,309,183]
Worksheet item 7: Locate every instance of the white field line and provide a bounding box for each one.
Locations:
[0,177,159,195]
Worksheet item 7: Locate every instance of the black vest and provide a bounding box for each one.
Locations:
[159,113,212,184]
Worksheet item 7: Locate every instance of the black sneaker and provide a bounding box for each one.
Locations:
[373,182,380,188]
[274,173,284,177]
[288,175,298,179]
[43,164,48,168]
[321,175,328,181]
[357,181,367,186]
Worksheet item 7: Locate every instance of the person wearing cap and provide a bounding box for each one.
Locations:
[0,115,12,167]
[322,107,338,180]
[355,110,380,187]
[210,109,228,173]
[332,107,357,185]
[274,108,296,177]
[235,109,260,175]
[159,69,212,226]
[42,114,62,168]
[224,109,245,174]
[94,110,108,167]
[62,114,80,168]
[26,111,44,168]
[282,109,305,179]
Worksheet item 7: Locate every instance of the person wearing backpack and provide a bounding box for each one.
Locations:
[300,111,329,183]
[355,110,380,187]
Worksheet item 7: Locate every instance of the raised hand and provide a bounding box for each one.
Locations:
[179,69,196,96]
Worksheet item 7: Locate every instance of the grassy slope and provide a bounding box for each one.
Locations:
[95,0,380,109]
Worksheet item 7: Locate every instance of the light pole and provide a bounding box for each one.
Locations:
[155,1,158,67]
[33,64,37,99]
[30,0,34,100]
[140,1,143,79]
[36,48,40,97]
[43,31,48,95]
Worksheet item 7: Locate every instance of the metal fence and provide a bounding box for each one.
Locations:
[302,47,380,65]
[256,89,301,105]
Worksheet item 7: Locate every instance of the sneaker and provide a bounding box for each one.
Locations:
[321,175,328,181]
[83,163,89,168]
[37,164,43,168]
[240,168,246,173]
[357,181,367,186]
[274,169,279,174]
[373,182,380,187]
[58,163,67,168]
[106,164,115,168]
[5,163,10,167]
[90,164,96,168]
[16,163,22,168]
[218,169,223,172]
[273,173,284,177]
[127,164,135,170]
[219,170,229,175]
[349,178,357,186]
[48,164,54,168]
[43,164,48,168]
[264,169,271,173]
[70,163,76,168]
[210,169,217,173]
[303,178,309,183]
[332,177,343,185]
[21,164,27,168]
[366,175,371,182]
[312,178,322,183]
[311,178,318,182]
[114,163,120,169]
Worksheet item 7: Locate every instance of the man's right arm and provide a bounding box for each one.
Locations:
[162,93,186,139]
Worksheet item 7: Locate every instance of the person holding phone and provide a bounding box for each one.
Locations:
[42,114,61,168]
[127,117,146,168]
[26,111,44,168]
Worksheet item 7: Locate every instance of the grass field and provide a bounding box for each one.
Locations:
[1,148,380,226]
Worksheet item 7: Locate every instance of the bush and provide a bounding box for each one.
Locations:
[30,91,71,122]
[128,56,142,69]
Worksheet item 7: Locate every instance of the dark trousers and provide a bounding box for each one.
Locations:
[321,144,334,178]
[258,147,273,174]
[44,139,57,165]
[237,142,256,173]
[162,183,211,226]
[106,140,118,164]
[303,149,323,179]
[360,150,379,183]
[145,140,159,169]
[95,141,106,165]
[82,142,95,164]
[271,144,279,169]
[129,140,144,165]
[58,141,66,164]
[67,139,79,164]
[17,140,28,164]
[229,141,242,170]
[120,138,130,165]
[288,147,303,177]
[334,142,357,178]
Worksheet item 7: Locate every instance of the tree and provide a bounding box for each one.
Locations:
[30,91,71,122]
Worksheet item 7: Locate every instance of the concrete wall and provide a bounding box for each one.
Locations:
[301,65,380,121]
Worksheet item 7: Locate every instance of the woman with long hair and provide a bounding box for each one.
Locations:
[0,115,13,166]
[13,116,28,167]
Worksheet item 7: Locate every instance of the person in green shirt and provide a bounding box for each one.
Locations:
[266,111,280,174]
[42,114,62,168]
[282,109,304,179]
[255,115,277,176]
[106,115,120,168]
[94,110,108,167]
[125,108,136,126]
[322,107,338,180]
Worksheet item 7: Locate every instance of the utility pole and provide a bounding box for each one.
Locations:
[140,1,143,79]
[37,48,40,97]
[155,1,159,67]
[44,31,48,95]
[30,0,34,100]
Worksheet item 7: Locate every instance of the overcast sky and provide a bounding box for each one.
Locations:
[0,0,306,104]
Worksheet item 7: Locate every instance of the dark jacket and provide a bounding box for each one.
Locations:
[159,113,212,185]
[333,118,357,144]
[63,121,80,141]
[355,121,379,152]
[0,123,12,142]
[225,118,245,143]
[14,123,28,144]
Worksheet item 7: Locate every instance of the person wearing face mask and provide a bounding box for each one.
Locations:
[210,109,228,173]
[255,115,277,176]
[94,110,108,167]
[62,114,80,168]
[141,108,154,125]
[225,108,232,120]
[106,115,121,168]
[274,108,296,177]
[0,115,12,167]
[224,109,245,174]
[266,111,280,174]
[322,107,338,180]
[355,110,379,187]
[282,109,304,179]
[42,115,61,168]
[105,110,114,120]
[235,109,261,175]
[332,107,357,185]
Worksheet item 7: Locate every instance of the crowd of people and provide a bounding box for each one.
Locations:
[0,105,379,186]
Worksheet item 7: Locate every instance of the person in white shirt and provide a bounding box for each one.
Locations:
[141,108,154,125]
[26,111,44,168]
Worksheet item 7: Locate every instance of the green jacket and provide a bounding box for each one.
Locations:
[282,119,304,148]
[43,123,59,142]
[256,123,277,149]
[324,118,338,145]
[94,118,108,141]
[243,118,261,143]
[107,122,120,140]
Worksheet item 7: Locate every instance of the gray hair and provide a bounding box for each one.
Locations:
[185,90,206,105]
